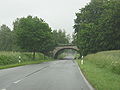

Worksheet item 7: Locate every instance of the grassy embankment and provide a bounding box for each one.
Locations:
[0,51,53,69]
[77,50,120,90]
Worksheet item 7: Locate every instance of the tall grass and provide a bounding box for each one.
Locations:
[77,50,120,90]
[85,50,120,74]
[0,51,51,66]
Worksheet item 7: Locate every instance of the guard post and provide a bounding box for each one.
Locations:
[81,55,84,64]
[18,56,21,63]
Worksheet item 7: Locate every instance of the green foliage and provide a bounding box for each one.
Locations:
[0,51,50,66]
[0,16,70,59]
[74,0,120,55]
[57,53,67,59]
[52,29,70,45]
[0,25,15,51]
[13,16,55,56]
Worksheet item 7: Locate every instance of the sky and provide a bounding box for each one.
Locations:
[0,0,90,35]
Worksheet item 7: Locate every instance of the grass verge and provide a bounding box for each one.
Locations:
[0,60,51,70]
[77,50,120,90]
[0,51,53,69]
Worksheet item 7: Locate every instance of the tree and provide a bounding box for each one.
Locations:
[97,0,120,50]
[52,29,70,46]
[13,16,55,59]
[74,0,120,55]
[0,24,14,51]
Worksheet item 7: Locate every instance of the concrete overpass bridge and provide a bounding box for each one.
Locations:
[52,45,79,58]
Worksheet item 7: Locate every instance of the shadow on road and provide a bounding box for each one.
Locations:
[59,55,75,60]
[61,58,74,60]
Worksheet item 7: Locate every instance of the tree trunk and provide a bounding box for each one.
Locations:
[43,54,45,60]
[33,51,35,60]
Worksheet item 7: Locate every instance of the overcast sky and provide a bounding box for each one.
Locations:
[0,0,90,35]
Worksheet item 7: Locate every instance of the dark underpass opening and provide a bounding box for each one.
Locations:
[54,49,79,60]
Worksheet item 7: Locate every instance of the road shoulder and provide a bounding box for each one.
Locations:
[75,60,95,90]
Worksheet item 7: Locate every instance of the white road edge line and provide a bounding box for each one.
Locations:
[75,61,95,90]
[13,79,22,84]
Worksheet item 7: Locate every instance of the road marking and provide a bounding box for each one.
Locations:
[1,89,6,90]
[13,79,22,84]
[0,66,49,90]
[25,66,49,78]
[13,66,49,84]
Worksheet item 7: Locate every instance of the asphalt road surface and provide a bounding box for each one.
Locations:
[0,56,94,90]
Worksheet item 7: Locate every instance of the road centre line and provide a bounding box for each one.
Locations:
[13,80,22,84]
[1,65,49,90]
[12,65,49,84]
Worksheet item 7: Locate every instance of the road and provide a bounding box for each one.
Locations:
[0,56,94,90]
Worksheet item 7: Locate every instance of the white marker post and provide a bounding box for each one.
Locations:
[18,56,21,63]
[81,56,84,64]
